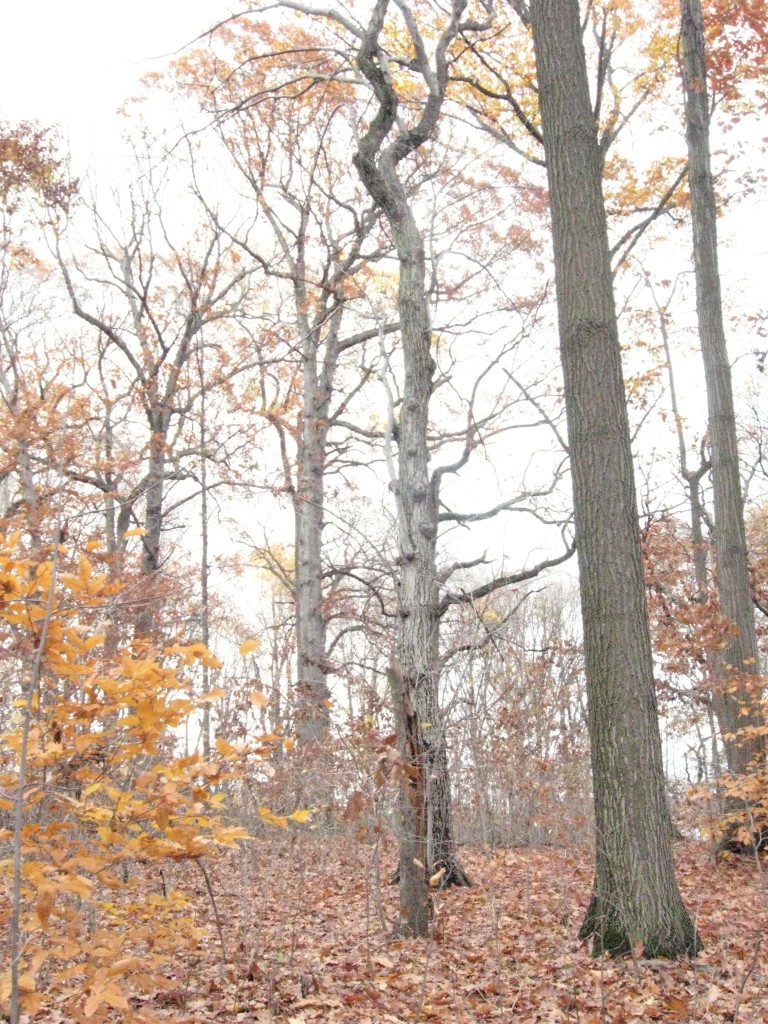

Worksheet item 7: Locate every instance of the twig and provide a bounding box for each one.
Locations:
[732,937,762,1023]
[194,856,228,963]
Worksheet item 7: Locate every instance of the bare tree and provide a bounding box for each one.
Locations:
[526,0,697,957]
[679,0,764,778]
[57,151,257,642]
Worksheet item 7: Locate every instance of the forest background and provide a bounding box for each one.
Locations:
[1,0,768,1022]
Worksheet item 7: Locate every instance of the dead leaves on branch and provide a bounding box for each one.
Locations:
[0,534,300,1022]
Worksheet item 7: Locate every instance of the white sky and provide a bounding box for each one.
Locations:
[1,0,235,166]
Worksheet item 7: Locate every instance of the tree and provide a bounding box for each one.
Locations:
[349,0,481,929]
[679,0,764,777]
[56,150,257,643]
[170,28,398,752]
[526,0,697,957]
[0,122,80,549]
[227,1,578,927]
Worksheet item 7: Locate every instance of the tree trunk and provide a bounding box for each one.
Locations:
[680,0,764,776]
[135,427,166,641]
[388,662,431,936]
[529,0,698,957]
[293,339,331,747]
[351,0,472,935]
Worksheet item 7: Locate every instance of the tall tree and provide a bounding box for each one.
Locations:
[349,0,480,927]
[679,0,764,776]
[171,30,389,750]
[57,153,256,642]
[526,0,697,956]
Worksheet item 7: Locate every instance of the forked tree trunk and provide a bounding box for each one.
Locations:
[680,0,764,777]
[352,0,472,935]
[529,0,698,957]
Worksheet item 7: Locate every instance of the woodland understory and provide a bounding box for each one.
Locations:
[2,0,768,1021]
[5,834,768,1024]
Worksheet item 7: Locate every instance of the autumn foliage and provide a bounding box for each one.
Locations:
[0,534,293,1021]
[1,0,768,1018]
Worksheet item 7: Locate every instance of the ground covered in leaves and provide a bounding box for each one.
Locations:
[31,837,768,1023]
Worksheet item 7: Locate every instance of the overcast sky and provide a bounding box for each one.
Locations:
[2,1,234,164]
[3,3,765,294]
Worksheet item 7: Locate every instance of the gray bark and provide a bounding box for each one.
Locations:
[293,328,332,746]
[680,0,764,775]
[529,0,698,957]
[351,0,474,934]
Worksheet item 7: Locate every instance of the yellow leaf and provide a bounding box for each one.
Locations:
[429,867,446,888]
[74,734,94,754]
[108,956,146,976]
[239,637,260,655]
[250,689,269,708]
[123,528,147,537]
[17,972,36,993]
[288,808,312,823]
[216,738,236,756]
[258,806,288,828]
[283,738,295,751]
[84,979,129,1016]
[20,992,44,1013]
[200,687,227,702]
[35,886,55,928]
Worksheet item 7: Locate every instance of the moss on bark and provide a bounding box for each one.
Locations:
[579,891,701,959]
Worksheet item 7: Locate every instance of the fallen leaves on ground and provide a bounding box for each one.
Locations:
[12,838,768,1022]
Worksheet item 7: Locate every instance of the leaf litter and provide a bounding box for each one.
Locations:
[9,837,768,1023]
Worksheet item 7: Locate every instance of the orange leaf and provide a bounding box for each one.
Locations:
[200,686,227,702]
[35,887,55,928]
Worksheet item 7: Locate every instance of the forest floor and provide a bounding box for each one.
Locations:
[29,834,768,1023]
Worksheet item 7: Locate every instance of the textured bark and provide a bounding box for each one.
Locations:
[529,0,698,957]
[680,0,764,775]
[388,663,431,936]
[351,0,473,934]
[293,334,332,747]
[134,428,165,640]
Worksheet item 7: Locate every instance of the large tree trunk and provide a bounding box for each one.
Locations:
[351,0,471,935]
[680,0,764,776]
[529,0,697,957]
[388,662,431,937]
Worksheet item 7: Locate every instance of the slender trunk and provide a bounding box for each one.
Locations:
[658,292,728,764]
[680,0,764,775]
[199,341,211,758]
[135,428,165,641]
[351,0,471,934]
[294,343,331,746]
[530,0,697,957]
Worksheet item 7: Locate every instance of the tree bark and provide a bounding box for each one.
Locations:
[529,0,698,957]
[134,426,165,640]
[293,334,332,747]
[351,0,473,934]
[679,0,764,776]
[388,662,431,936]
